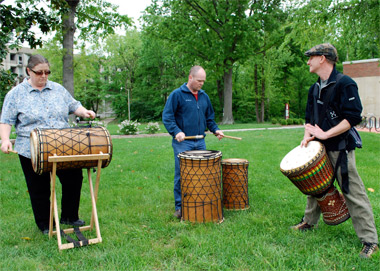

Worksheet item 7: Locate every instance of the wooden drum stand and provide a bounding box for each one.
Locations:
[48,153,110,250]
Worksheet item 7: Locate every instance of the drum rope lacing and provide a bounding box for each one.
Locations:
[33,127,112,174]
[179,151,223,222]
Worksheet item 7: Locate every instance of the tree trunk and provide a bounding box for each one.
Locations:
[62,0,79,97]
[221,67,234,124]
[216,79,223,109]
[260,65,265,122]
[254,64,259,123]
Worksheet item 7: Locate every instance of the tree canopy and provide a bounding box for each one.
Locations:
[1,0,379,123]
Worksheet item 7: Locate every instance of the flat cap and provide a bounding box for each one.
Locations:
[304,43,338,62]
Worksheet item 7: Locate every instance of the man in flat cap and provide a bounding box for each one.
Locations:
[291,43,378,258]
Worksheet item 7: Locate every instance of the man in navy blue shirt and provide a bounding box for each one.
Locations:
[162,65,224,219]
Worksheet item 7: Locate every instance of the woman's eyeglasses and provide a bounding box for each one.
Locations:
[30,68,51,76]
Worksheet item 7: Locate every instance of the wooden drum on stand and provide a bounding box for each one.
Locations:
[30,127,113,175]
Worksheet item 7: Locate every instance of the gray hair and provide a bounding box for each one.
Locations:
[26,54,50,76]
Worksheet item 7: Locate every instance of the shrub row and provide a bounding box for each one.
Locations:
[271,118,304,125]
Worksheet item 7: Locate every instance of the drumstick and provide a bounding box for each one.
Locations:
[184,135,204,140]
[183,134,242,140]
[222,135,242,140]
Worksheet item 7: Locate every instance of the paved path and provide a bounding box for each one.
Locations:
[111,125,305,139]
[111,125,379,139]
[2,125,378,144]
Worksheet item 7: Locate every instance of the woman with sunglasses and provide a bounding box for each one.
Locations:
[0,54,96,234]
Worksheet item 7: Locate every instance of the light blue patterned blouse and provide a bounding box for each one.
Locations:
[0,78,81,158]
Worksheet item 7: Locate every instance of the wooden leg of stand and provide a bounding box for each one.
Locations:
[49,162,63,250]
[54,188,63,250]
[90,160,102,229]
[88,167,102,242]
[49,170,55,239]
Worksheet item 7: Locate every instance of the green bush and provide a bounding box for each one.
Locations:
[145,122,161,134]
[271,118,278,124]
[118,120,140,135]
[280,119,287,125]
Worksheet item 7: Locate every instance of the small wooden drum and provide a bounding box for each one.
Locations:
[178,150,223,223]
[30,127,113,175]
[280,141,350,226]
[316,185,350,225]
[280,141,333,196]
[222,158,249,210]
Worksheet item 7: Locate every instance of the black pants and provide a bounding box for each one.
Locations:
[19,155,83,231]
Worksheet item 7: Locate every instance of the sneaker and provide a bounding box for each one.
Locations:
[290,218,315,231]
[173,209,181,219]
[359,243,379,259]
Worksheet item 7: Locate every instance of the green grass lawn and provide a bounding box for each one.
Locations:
[0,128,379,270]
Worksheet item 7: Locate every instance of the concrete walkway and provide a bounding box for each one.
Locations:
[2,125,378,145]
[111,125,305,139]
[111,125,379,139]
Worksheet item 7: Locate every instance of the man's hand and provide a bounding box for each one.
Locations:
[214,130,224,141]
[300,136,315,147]
[305,124,329,140]
[175,132,186,142]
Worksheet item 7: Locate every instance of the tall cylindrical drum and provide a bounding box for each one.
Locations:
[179,150,223,223]
[222,158,249,210]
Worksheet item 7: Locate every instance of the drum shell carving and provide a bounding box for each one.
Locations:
[30,127,113,175]
[222,158,249,210]
[179,150,223,223]
[316,185,350,225]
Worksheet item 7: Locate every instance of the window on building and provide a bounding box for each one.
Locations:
[10,54,16,61]
[18,55,23,64]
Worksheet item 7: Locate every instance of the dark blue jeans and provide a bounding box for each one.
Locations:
[172,138,206,211]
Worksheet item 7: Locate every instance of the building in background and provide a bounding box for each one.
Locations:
[1,47,36,84]
[343,58,380,118]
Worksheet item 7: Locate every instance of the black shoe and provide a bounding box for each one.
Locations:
[173,209,181,219]
[60,218,85,227]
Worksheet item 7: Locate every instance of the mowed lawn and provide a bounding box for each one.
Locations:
[0,128,379,270]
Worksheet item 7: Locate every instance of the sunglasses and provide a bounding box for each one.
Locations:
[30,68,51,76]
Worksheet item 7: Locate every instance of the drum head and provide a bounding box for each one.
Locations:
[222,158,249,165]
[280,141,322,171]
[29,130,40,173]
[178,150,222,160]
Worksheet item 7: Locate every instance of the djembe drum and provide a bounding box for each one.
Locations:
[280,141,350,225]
[222,158,249,210]
[178,150,223,223]
[30,127,113,175]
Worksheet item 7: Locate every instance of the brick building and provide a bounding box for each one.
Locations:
[343,58,380,118]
